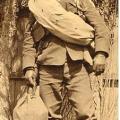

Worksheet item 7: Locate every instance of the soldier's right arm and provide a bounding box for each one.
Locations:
[18,13,41,86]
[20,16,37,71]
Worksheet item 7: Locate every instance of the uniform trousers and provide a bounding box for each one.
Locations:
[39,55,96,120]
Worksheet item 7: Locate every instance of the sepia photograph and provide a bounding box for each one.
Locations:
[0,0,118,120]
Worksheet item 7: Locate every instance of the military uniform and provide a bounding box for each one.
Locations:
[22,0,110,119]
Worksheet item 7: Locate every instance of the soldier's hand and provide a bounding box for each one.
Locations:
[93,53,106,75]
[25,69,36,87]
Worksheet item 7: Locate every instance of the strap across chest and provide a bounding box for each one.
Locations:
[58,0,86,20]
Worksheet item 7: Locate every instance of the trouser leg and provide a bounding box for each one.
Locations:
[64,58,96,120]
[39,65,63,119]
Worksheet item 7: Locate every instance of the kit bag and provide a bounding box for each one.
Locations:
[13,86,48,120]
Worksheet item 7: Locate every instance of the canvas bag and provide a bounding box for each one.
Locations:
[28,0,95,46]
[28,0,95,65]
[13,86,48,120]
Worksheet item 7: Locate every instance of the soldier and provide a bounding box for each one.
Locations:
[22,0,110,120]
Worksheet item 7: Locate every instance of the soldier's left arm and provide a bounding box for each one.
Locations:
[80,0,110,57]
[79,0,110,74]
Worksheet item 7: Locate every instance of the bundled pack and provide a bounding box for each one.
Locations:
[28,0,95,46]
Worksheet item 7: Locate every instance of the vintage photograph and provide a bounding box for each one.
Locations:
[0,0,118,120]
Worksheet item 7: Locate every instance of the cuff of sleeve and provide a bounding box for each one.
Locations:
[95,51,109,58]
[22,56,35,70]
[95,39,110,58]
[23,66,35,75]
